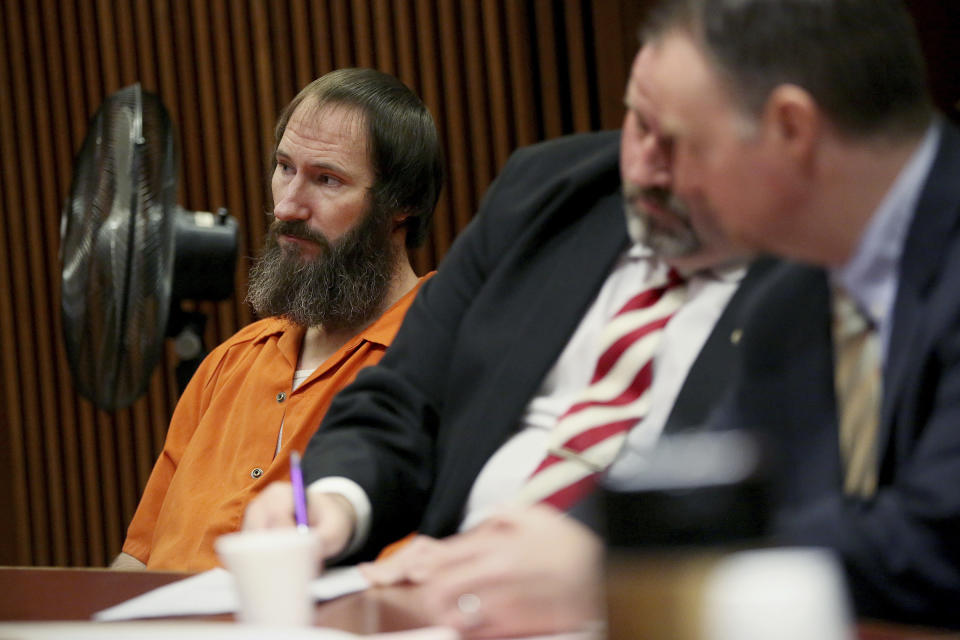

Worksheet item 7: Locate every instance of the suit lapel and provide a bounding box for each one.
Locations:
[425,189,628,530]
[883,123,960,460]
[664,258,778,432]
[496,191,629,403]
[730,262,841,503]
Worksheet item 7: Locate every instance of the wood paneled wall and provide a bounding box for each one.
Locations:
[0,0,650,567]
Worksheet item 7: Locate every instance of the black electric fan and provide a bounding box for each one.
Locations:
[60,83,238,411]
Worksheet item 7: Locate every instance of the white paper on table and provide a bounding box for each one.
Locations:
[0,621,460,640]
[0,621,361,639]
[92,566,369,622]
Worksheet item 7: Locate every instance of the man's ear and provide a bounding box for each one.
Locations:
[392,211,411,230]
[762,84,820,167]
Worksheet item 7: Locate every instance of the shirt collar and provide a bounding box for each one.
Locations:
[627,241,746,284]
[355,273,433,347]
[832,119,942,331]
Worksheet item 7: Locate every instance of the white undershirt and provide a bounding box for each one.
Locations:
[275,367,317,457]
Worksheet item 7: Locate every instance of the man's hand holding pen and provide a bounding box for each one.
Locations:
[243,480,357,563]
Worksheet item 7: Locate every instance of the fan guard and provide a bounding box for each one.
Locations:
[61,83,237,411]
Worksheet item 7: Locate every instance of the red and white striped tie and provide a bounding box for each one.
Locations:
[516,268,687,510]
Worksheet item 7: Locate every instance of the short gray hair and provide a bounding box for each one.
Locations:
[642,0,933,140]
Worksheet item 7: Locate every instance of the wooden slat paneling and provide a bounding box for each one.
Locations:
[24,0,69,566]
[437,0,473,235]
[5,0,48,566]
[460,1,493,204]
[373,0,396,74]
[0,0,652,566]
[505,5,537,148]
[45,0,87,570]
[0,1,32,566]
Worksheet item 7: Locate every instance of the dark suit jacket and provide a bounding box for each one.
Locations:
[721,121,960,627]
[302,131,763,561]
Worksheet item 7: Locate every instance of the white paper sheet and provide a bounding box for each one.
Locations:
[92,567,369,622]
[0,621,360,639]
[0,621,460,640]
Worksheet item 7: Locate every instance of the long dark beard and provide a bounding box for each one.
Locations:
[245,204,399,332]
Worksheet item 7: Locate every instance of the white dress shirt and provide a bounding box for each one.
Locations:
[311,242,744,551]
[460,243,743,529]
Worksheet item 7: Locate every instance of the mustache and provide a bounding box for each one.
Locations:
[268,218,330,246]
[624,184,670,207]
[623,184,690,219]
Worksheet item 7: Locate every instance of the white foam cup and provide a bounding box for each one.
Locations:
[215,527,323,626]
[700,547,855,640]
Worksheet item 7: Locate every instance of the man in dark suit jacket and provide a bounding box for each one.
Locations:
[242,30,779,633]
[638,0,960,627]
[243,127,772,637]
[244,27,773,570]
[246,127,767,544]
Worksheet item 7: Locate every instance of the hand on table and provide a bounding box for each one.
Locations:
[360,505,603,638]
[243,481,356,561]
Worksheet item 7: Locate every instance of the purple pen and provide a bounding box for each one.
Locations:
[289,451,309,532]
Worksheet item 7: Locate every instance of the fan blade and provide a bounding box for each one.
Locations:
[61,83,177,411]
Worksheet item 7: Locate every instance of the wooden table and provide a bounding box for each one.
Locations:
[0,567,956,638]
[0,566,432,633]
[0,567,188,622]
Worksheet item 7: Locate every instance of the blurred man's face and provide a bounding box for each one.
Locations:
[621,45,743,270]
[632,33,786,256]
[246,100,398,331]
[621,51,700,258]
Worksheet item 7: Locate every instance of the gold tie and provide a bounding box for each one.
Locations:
[831,288,881,498]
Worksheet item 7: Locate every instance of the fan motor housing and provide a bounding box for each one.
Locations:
[172,207,238,302]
